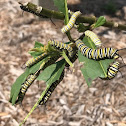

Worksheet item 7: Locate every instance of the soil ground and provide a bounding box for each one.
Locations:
[0,0,126,126]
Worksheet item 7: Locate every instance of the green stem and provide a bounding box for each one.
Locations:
[64,0,74,42]
[61,50,74,67]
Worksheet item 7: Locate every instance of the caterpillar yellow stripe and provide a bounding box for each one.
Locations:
[75,39,119,60]
[85,30,101,47]
[61,11,81,33]
[49,40,74,57]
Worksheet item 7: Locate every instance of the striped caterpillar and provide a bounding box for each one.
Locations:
[39,70,64,105]
[75,39,120,60]
[16,70,40,104]
[48,40,74,57]
[61,11,81,33]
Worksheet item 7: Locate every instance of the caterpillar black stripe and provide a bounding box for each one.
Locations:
[49,40,74,57]
[39,70,64,105]
[75,39,119,60]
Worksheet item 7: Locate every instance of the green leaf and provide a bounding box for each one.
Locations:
[46,59,65,85]
[78,36,114,86]
[53,0,65,14]
[93,16,106,29]
[28,41,44,57]
[34,41,44,48]
[37,59,66,85]
[28,51,43,58]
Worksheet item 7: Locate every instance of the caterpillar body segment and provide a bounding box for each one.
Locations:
[49,40,74,57]
[75,39,119,60]
[39,70,64,105]
[85,30,101,47]
[61,11,81,33]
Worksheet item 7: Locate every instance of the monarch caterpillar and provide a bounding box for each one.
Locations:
[21,70,40,94]
[106,61,120,79]
[49,40,74,57]
[75,39,120,60]
[61,11,81,33]
[16,70,40,104]
[23,53,48,68]
[39,70,64,105]
[85,30,102,47]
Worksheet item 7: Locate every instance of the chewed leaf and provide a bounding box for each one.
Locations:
[78,36,114,86]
